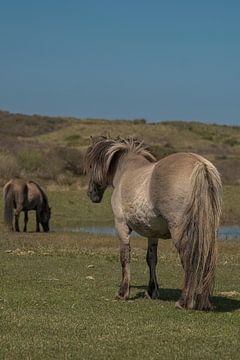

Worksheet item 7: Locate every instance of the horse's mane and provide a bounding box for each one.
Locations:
[84,137,156,183]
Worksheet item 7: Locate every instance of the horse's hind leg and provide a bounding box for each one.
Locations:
[15,213,19,232]
[115,220,132,300]
[36,211,40,232]
[198,253,215,311]
[146,238,159,299]
[172,233,196,310]
[176,250,196,310]
[23,211,28,232]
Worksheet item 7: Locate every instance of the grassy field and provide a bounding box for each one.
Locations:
[0,188,240,359]
[0,232,239,359]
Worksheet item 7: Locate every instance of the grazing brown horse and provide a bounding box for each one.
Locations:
[85,137,222,311]
[3,178,51,232]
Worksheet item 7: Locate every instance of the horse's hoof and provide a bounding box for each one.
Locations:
[115,293,129,300]
[145,290,159,300]
[175,300,186,310]
[144,291,152,299]
[175,300,195,310]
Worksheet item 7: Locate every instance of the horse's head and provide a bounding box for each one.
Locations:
[87,173,107,203]
[40,206,51,232]
[85,137,111,203]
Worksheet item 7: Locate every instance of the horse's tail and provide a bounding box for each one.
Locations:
[3,182,14,230]
[177,158,222,309]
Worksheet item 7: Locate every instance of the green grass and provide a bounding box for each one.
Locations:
[0,233,239,359]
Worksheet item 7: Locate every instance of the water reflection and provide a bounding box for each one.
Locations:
[57,225,240,240]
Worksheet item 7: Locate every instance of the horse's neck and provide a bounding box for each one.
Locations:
[41,192,48,209]
[112,154,152,187]
[29,182,48,208]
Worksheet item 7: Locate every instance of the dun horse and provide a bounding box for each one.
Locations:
[85,137,222,311]
[3,178,51,232]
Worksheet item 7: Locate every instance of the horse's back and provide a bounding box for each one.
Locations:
[4,178,26,190]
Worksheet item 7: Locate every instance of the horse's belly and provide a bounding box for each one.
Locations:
[127,212,171,239]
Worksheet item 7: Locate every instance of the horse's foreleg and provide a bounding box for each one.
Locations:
[146,238,159,299]
[14,209,21,232]
[115,220,131,300]
[23,211,28,232]
[35,211,40,232]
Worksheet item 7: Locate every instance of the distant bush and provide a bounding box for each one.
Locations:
[55,147,85,176]
[0,111,68,137]
[36,146,85,182]
[16,150,45,174]
[132,118,146,124]
[0,152,21,184]
[150,143,175,159]
[64,134,81,143]
[224,138,239,147]
[215,158,240,184]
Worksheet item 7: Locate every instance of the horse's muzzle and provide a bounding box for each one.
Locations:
[90,195,102,203]
[87,190,102,203]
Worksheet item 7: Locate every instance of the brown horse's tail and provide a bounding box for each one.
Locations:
[3,182,14,230]
[177,158,222,309]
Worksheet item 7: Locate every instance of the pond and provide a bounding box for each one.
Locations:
[57,225,240,240]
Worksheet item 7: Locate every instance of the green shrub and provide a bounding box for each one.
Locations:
[16,150,45,173]
[224,138,239,147]
[0,152,21,184]
[64,134,81,143]
[150,143,175,159]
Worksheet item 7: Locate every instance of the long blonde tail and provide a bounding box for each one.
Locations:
[177,159,222,309]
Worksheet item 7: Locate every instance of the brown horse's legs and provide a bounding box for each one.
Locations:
[23,211,28,232]
[36,211,40,232]
[14,209,21,232]
[115,220,132,300]
[146,238,159,299]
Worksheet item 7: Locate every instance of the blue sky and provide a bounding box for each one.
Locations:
[0,0,239,124]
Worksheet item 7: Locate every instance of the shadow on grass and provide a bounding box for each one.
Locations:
[130,285,240,312]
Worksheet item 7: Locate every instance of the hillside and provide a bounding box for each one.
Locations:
[0,110,240,187]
